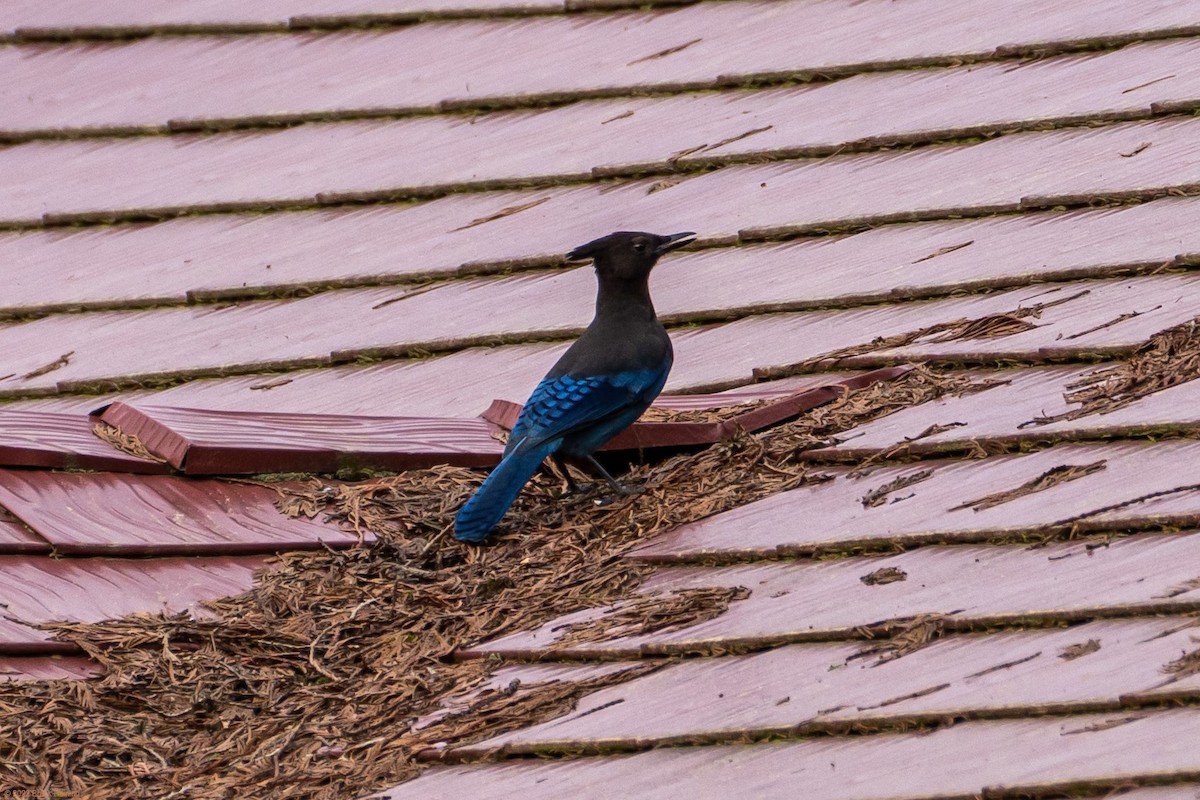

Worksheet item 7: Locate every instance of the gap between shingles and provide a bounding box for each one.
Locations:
[3,10,1198,47]
[2,0,701,44]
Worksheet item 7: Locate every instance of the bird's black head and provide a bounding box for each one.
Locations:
[565,230,695,282]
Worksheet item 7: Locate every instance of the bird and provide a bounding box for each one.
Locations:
[454,230,695,543]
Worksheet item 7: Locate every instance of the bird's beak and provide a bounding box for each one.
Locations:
[654,231,696,255]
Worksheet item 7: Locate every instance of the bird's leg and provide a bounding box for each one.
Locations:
[551,454,584,494]
[585,455,633,497]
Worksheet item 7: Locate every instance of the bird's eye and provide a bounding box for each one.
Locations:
[633,240,648,252]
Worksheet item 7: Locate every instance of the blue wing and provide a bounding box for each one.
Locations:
[457,364,668,542]
[506,368,667,455]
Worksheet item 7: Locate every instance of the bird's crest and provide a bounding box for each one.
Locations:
[565,232,623,262]
[565,230,695,262]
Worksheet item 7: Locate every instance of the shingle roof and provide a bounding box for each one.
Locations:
[3,0,1200,797]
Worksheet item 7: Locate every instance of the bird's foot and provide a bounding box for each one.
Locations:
[592,482,637,507]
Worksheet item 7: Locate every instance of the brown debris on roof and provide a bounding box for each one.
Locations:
[638,400,769,423]
[1158,577,1200,599]
[912,239,974,263]
[413,660,666,763]
[552,586,751,648]
[851,613,949,664]
[799,365,998,453]
[272,479,338,520]
[860,566,908,586]
[819,370,1007,470]
[21,350,74,380]
[626,37,703,66]
[1,501,661,797]
[949,460,1108,512]
[855,681,951,711]
[1060,639,1103,661]
[1060,714,1145,736]
[859,469,933,508]
[1162,638,1200,680]
[904,421,967,442]
[1027,317,1200,426]
[1061,306,1161,340]
[646,176,687,194]
[1050,481,1200,532]
[91,421,169,464]
[788,292,1089,373]
[450,197,550,232]
[0,366,971,798]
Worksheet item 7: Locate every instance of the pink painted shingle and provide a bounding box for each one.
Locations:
[0,655,99,682]
[0,470,361,555]
[0,409,169,473]
[97,402,506,474]
[0,554,265,652]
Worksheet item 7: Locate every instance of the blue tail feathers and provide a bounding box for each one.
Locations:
[454,441,556,543]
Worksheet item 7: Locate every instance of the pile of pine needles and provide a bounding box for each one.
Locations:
[0,365,983,800]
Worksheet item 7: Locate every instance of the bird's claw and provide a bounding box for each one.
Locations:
[592,484,636,507]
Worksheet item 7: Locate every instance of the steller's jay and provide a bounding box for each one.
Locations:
[454,230,695,543]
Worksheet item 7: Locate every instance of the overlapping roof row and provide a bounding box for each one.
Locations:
[4,0,1197,137]
[2,37,1199,226]
[6,269,1199,400]
[3,0,1200,797]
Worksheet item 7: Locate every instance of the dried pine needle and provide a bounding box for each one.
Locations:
[552,587,751,647]
[948,461,1107,513]
[91,422,168,464]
